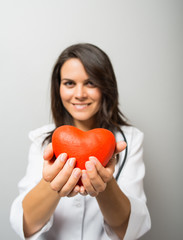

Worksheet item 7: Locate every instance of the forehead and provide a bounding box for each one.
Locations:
[60,58,89,80]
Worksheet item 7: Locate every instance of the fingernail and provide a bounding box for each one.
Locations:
[85,161,94,171]
[73,168,81,178]
[82,171,87,179]
[89,156,97,165]
[43,149,48,159]
[80,186,85,194]
[74,187,79,193]
[69,158,75,167]
[123,142,127,148]
[59,153,67,162]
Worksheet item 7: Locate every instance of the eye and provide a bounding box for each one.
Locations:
[85,80,96,88]
[62,80,75,87]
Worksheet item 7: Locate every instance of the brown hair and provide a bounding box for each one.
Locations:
[44,43,129,144]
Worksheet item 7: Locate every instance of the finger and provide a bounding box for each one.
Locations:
[89,156,115,183]
[43,153,67,182]
[81,169,98,197]
[115,141,127,155]
[43,143,54,160]
[85,161,106,193]
[81,170,97,197]
[106,155,117,168]
[50,157,76,192]
[59,168,82,197]
[79,185,88,196]
[67,185,80,197]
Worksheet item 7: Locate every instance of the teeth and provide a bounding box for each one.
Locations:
[73,104,88,109]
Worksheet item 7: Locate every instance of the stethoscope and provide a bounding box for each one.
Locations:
[115,131,128,181]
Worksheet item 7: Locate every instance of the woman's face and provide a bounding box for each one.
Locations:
[60,58,102,130]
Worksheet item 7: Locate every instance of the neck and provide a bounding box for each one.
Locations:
[74,119,97,132]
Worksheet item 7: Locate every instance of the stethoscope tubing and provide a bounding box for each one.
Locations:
[115,131,128,181]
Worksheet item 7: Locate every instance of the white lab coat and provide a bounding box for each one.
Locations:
[10,124,151,240]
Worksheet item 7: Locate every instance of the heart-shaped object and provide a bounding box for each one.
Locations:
[52,125,116,169]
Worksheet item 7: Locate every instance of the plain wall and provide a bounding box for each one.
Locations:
[0,0,182,239]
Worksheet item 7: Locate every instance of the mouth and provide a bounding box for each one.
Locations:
[72,103,91,110]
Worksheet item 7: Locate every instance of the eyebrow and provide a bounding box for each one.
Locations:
[61,78,91,82]
[61,78,73,81]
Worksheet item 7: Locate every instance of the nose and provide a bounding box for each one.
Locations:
[74,84,87,100]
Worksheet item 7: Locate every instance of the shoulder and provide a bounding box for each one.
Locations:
[122,125,144,142]
[28,123,55,146]
[115,125,144,157]
[115,125,144,143]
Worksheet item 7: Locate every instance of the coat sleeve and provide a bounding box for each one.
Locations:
[104,127,151,240]
[9,128,54,240]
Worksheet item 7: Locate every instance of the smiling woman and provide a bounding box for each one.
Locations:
[49,43,126,134]
[60,58,102,130]
[10,43,151,240]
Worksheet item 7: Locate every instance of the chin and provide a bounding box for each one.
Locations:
[74,117,91,122]
[72,113,92,121]
[73,114,96,125]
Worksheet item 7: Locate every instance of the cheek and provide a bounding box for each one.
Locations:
[60,86,71,102]
[92,89,102,103]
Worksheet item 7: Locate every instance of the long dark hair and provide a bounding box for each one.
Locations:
[44,43,129,144]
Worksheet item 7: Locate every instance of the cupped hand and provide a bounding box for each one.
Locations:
[43,143,82,197]
[80,141,127,197]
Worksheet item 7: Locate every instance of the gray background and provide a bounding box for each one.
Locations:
[0,0,182,239]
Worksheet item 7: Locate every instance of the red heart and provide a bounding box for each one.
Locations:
[52,125,116,170]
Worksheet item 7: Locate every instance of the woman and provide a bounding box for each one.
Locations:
[10,43,151,240]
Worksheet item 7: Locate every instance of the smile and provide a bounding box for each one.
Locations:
[72,103,91,110]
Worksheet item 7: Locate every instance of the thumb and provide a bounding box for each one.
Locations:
[43,143,54,160]
[115,141,127,155]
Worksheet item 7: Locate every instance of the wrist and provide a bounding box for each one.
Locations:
[41,178,62,200]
